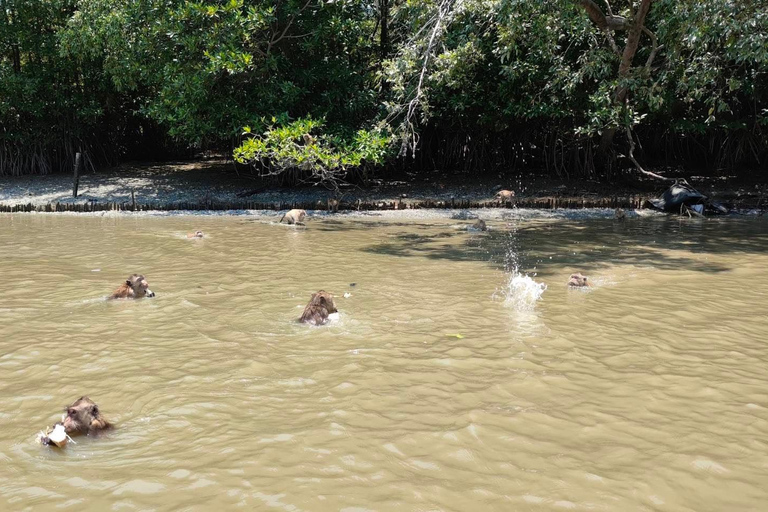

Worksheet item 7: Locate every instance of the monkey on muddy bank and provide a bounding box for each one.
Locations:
[495,190,515,203]
[38,396,111,446]
[109,274,155,299]
[187,230,204,238]
[279,209,307,225]
[299,290,338,326]
[314,198,340,212]
[567,273,590,288]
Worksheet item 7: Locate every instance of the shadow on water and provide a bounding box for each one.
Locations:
[356,216,768,275]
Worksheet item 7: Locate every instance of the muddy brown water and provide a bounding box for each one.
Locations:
[1,212,767,511]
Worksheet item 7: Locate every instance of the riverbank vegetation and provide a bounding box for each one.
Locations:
[1,0,766,182]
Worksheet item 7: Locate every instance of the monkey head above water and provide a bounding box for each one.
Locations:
[187,230,204,238]
[61,396,111,434]
[38,396,111,446]
[567,273,590,287]
[469,219,487,231]
[280,209,307,225]
[495,190,515,202]
[109,274,155,299]
[299,290,338,326]
[614,208,627,221]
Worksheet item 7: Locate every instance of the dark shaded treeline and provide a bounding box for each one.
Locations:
[1,1,766,180]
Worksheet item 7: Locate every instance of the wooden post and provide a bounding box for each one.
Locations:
[131,189,136,211]
[73,152,83,198]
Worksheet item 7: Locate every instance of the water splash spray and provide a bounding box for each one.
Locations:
[494,214,547,311]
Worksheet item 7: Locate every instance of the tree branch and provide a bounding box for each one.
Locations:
[624,124,670,181]
[576,0,625,55]
[267,0,313,55]
[642,26,662,71]
[577,0,608,30]
[399,0,456,156]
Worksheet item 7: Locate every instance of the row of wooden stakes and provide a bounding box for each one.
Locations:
[0,195,652,213]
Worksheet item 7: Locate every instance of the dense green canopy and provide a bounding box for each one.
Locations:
[1,0,766,179]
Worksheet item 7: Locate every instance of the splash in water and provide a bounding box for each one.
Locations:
[499,269,547,312]
[494,222,547,311]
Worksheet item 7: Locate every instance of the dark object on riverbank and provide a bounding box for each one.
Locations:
[646,180,706,212]
[645,179,730,215]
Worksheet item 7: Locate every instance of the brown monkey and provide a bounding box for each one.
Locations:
[109,274,155,299]
[327,198,339,212]
[614,208,626,221]
[187,230,204,238]
[567,273,590,287]
[280,209,307,225]
[39,396,111,446]
[470,219,487,231]
[495,190,515,202]
[299,290,338,326]
[61,396,111,434]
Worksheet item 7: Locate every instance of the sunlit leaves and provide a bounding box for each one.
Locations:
[234,117,393,183]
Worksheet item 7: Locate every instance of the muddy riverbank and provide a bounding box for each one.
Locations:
[1,159,765,213]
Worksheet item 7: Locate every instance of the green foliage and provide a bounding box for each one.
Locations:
[234,117,393,183]
[384,0,768,171]
[1,0,767,176]
[0,0,111,174]
[59,0,380,145]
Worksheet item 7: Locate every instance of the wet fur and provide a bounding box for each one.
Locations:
[280,209,307,225]
[495,190,515,202]
[568,273,590,287]
[61,396,111,435]
[109,274,155,299]
[39,396,111,445]
[299,290,338,326]
[187,231,204,238]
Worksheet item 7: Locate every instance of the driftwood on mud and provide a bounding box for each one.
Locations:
[0,195,652,213]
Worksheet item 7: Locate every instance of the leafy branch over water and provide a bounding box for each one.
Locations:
[234,117,393,189]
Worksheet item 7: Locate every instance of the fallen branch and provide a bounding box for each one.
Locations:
[624,124,672,181]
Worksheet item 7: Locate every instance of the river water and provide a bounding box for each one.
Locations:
[1,211,767,511]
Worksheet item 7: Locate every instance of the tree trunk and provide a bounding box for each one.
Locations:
[380,0,389,60]
[379,0,390,95]
[590,0,653,170]
[1,0,22,74]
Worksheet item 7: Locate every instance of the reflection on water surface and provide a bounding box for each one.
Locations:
[1,212,767,511]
